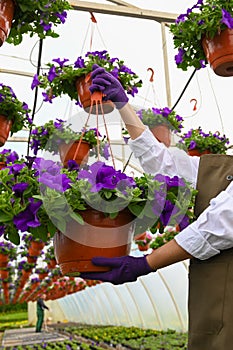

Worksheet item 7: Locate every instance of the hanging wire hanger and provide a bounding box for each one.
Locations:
[123,67,159,172]
[27,39,44,156]
[73,12,116,168]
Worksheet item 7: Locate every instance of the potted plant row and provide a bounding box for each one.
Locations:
[0,241,17,267]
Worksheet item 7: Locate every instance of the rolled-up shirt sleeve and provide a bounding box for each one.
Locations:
[175,181,233,259]
[129,127,199,187]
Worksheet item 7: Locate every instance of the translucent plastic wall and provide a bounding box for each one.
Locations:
[56,260,189,332]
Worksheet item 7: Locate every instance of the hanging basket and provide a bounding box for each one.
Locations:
[58,140,90,168]
[28,240,45,257]
[0,115,12,146]
[0,253,8,267]
[0,0,15,47]
[188,149,211,157]
[38,272,48,280]
[134,232,150,251]
[0,162,6,170]
[75,74,115,115]
[150,124,171,147]
[202,28,233,77]
[47,258,57,269]
[0,268,9,279]
[54,207,135,276]
[27,255,37,264]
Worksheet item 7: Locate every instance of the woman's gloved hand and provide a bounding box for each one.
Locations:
[89,64,129,110]
[80,255,154,285]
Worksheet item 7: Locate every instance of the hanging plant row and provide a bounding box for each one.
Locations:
[0,236,95,304]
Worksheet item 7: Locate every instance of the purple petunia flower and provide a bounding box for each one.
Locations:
[31,74,41,90]
[175,48,185,65]
[160,200,179,227]
[40,20,52,32]
[221,9,233,29]
[78,161,135,192]
[52,58,69,68]
[13,198,42,232]
[74,57,85,68]
[0,225,5,237]
[48,66,58,82]
[8,163,25,176]
[189,140,197,150]
[178,214,190,231]
[102,143,110,160]
[55,11,67,24]
[12,183,29,197]
[42,92,54,103]
[199,59,206,69]
[38,172,71,192]
[175,13,187,24]
[67,160,80,171]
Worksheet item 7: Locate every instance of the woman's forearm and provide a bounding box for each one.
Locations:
[146,239,193,270]
[119,103,146,140]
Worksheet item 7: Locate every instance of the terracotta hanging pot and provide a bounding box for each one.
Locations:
[0,0,15,47]
[150,124,171,147]
[58,140,90,168]
[202,28,233,77]
[188,149,211,157]
[0,253,8,267]
[0,161,6,170]
[54,207,135,275]
[28,240,45,257]
[138,244,150,252]
[134,232,150,252]
[47,258,57,269]
[0,115,12,146]
[27,255,37,264]
[0,268,9,279]
[75,74,115,115]
[38,272,48,280]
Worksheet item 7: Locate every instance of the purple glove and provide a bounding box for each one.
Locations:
[80,255,153,285]
[90,64,129,110]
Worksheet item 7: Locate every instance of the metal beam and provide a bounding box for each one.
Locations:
[69,1,178,23]
[0,68,34,78]
[106,0,139,8]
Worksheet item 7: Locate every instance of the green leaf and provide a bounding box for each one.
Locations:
[8,231,20,245]
[69,211,84,225]
[104,191,113,199]
[0,211,13,223]
[128,204,143,217]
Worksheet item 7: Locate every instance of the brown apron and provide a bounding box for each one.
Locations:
[188,154,233,350]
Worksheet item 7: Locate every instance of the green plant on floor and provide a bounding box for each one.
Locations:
[5,326,188,349]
